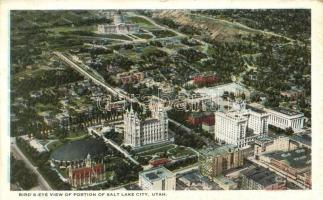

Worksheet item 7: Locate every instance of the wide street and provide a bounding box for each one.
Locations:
[11,139,52,190]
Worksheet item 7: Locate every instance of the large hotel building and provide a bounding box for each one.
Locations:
[123,105,169,148]
[214,103,269,147]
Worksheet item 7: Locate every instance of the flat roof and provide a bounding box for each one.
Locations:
[271,107,302,116]
[265,148,311,169]
[139,166,174,182]
[241,166,283,187]
[290,134,311,147]
[246,105,267,114]
[200,144,237,157]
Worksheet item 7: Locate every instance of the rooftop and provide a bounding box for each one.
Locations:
[246,105,267,114]
[215,111,248,122]
[200,144,237,157]
[139,166,174,182]
[241,166,284,187]
[290,134,311,147]
[270,107,302,116]
[265,148,311,169]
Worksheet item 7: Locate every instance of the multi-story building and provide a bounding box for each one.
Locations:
[214,111,248,147]
[123,105,169,148]
[199,145,244,178]
[254,136,298,158]
[214,103,269,147]
[240,165,286,190]
[264,107,304,132]
[259,148,311,188]
[245,105,269,135]
[139,166,176,190]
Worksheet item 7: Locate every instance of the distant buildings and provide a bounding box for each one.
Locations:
[123,105,169,148]
[68,154,106,188]
[115,70,144,85]
[191,72,219,86]
[194,82,250,99]
[199,145,244,178]
[139,166,176,190]
[97,13,139,34]
[240,165,286,190]
[186,112,214,127]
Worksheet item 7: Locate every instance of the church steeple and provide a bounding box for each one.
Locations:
[85,153,92,167]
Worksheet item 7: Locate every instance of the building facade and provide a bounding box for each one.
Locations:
[214,103,269,147]
[214,111,248,147]
[97,13,139,34]
[139,166,176,190]
[265,107,304,132]
[199,145,244,178]
[240,166,286,190]
[68,154,106,188]
[123,105,169,148]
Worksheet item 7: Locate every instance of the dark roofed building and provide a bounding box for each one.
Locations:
[50,138,107,163]
[240,166,286,190]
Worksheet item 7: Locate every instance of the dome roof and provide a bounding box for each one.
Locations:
[50,138,107,161]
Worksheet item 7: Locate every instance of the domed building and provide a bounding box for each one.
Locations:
[50,138,107,167]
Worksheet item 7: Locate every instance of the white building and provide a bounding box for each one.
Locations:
[265,107,304,132]
[244,105,269,135]
[214,103,269,148]
[97,13,139,34]
[139,166,176,190]
[123,105,169,148]
[214,111,248,147]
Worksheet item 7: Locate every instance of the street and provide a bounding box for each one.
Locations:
[11,140,52,190]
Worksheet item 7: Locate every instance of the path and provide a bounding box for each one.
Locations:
[11,139,52,190]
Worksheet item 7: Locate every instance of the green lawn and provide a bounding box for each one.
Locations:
[126,16,155,28]
[136,144,176,156]
[47,140,64,151]
[168,146,195,157]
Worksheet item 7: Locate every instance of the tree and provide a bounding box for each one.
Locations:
[285,127,294,135]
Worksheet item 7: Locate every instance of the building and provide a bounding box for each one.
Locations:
[116,70,145,85]
[202,121,215,133]
[213,176,238,190]
[194,82,250,99]
[68,154,106,188]
[214,111,248,147]
[245,105,269,135]
[97,13,139,34]
[199,145,244,178]
[139,166,176,190]
[259,148,311,188]
[191,72,219,86]
[214,103,269,147]
[254,136,298,158]
[123,105,169,148]
[240,165,286,190]
[264,107,305,132]
[186,112,214,126]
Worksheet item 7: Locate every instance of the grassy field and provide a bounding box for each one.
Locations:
[136,144,176,156]
[126,16,155,28]
[136,144,196,159]
[47,140,64,151]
